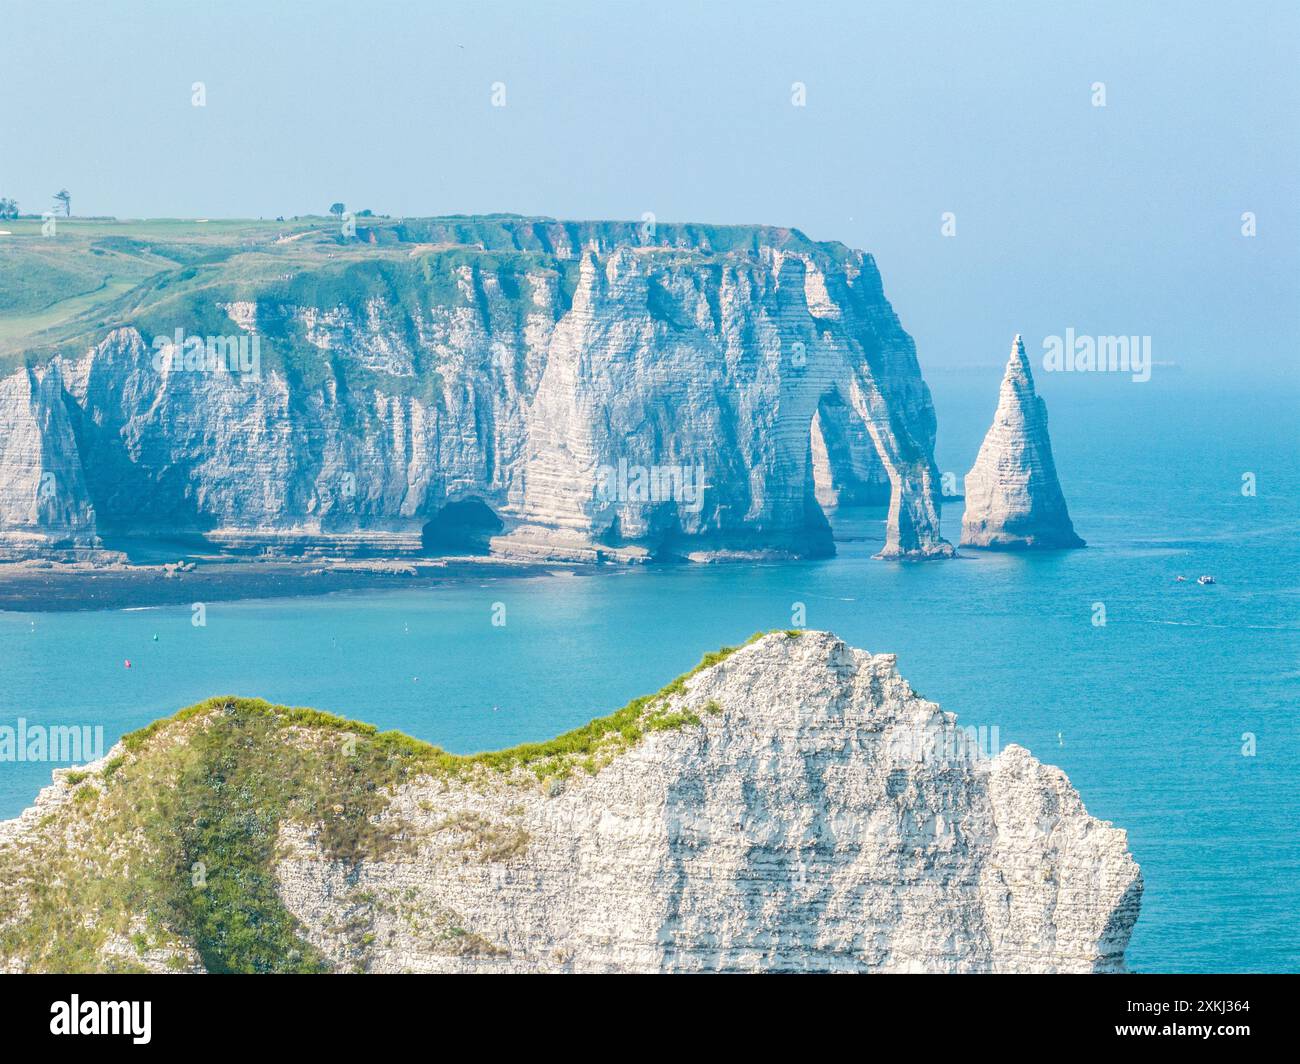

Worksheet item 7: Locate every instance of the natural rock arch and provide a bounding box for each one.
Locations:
[810,387,892,514]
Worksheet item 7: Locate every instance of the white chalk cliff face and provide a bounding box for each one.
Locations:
[0,219,953,561]
[0,632,1142,973]
[287,633,1139,973]
[961,336,1085,550]
[0,365,97,556]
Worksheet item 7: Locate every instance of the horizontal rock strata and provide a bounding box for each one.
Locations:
[0,631,1141,973]
[961,335,1085,549]
[0,218,952,562]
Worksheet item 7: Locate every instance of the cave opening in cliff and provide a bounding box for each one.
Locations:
[421,498,503,555]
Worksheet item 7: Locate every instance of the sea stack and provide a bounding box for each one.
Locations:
[960,335,1085,550]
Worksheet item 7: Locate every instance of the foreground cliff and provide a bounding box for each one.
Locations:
[0,217,952,562]
[961,335,1085,550]
[0,631,1141,973]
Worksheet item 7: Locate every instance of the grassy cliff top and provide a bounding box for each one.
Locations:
[0,214,861,369]
[0,631,790,973]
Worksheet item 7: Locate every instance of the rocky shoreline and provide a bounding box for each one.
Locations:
[0,554,569,612]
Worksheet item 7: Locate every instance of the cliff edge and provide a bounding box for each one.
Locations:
[0,631,1139,973]
[0,217,953,563]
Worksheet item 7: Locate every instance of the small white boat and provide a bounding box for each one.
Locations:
[1196,575,1215,585]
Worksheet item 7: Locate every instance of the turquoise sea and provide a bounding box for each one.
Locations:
[2,371,1297,973]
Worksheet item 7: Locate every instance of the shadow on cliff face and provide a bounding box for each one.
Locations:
[421,498,503,556]
[595,508,836,562]
[1094,875,1145,973]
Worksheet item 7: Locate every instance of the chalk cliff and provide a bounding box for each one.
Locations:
[960,335,1085,550]
[0,632,1141,973]
[0,218,952,562]
[0,364,98,556]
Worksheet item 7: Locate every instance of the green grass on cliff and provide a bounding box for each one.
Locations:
[0,214,855,377]
[0,633,774,973]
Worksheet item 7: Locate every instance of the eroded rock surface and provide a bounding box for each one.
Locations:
[0,632,1140,973]
[281,632,1137,972]
[0,219,952,561]
[0,365,97,556]
[961,335,1085,550]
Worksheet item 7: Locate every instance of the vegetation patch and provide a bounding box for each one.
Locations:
[440,631,765,781]
[0,632,776,972]
[0,698,426,973]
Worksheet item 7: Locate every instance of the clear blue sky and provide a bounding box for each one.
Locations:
[1,0,1296,379]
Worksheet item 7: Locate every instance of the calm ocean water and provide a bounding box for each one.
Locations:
[2,370,1296,973]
